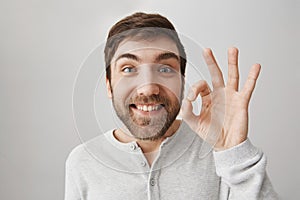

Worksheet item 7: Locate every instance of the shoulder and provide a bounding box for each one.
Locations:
[65,131,112,169]
[65,142,90,171]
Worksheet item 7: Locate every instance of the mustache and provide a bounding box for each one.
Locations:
[129,94,169,105]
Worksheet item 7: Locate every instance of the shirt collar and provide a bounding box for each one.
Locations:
[103,120,197,170]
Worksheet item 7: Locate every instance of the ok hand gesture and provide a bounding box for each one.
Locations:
[181,47,261,151]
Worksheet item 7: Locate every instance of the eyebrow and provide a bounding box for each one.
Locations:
[155,52,180,62]
[115,53,140,63]
[114,51,180,64]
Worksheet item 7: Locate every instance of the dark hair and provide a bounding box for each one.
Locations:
[104,12,187,83]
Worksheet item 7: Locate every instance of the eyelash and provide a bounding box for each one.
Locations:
[121,66,136,73]
[158,65,174,73]
[121,65,175,74]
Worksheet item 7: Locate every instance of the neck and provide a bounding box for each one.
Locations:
[113,120,181,153]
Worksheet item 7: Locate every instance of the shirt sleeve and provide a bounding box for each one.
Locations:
[213,139,279,200]
[64,157,81,200]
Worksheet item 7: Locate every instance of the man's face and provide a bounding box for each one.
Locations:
[106,36,183,140]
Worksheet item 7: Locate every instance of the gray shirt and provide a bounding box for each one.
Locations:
[64,121,278,199]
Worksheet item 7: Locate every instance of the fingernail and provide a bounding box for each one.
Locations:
[187,90,195,100]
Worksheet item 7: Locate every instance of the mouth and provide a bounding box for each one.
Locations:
[129,103,164,114]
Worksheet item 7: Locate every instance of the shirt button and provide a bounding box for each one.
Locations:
[150,178,155,186]
[129,143,136,151]
[140,161,146,167]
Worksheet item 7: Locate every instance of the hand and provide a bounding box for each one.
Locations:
[180,47,261,151]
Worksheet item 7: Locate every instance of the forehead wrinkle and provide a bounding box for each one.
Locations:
[113,36,179,61]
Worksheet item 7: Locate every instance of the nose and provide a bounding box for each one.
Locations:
[137,83,160,96]
[136,65,160,96]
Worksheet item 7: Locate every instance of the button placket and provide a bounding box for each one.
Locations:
[148,165,160,199]
[129,143,136,151]
[150,178,155,186]
[140,161,147,167]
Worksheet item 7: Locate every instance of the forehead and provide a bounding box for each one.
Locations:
[113,36,179,61]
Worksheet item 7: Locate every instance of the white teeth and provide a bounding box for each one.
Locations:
[136,105,160,112]
[143,105,147,111]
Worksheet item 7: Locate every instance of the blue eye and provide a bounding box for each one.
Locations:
[122,67,137,73]
[159,66,174,73]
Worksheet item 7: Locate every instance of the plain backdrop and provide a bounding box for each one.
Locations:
[0,0,299,199]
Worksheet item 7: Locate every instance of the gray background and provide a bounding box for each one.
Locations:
[1,0,299,199]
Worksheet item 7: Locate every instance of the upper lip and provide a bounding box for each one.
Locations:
[134,103,162,106]
[130,103,164,106]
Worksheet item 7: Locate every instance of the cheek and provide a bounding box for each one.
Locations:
[111,77,136,101]
[158,76,183,100]
[111,73,183,101]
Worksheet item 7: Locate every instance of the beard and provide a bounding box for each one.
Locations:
[112,93,181,141]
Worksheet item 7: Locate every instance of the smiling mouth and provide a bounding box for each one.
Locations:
[130,104,164,112]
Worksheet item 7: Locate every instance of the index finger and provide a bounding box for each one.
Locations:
[203,48,225,89]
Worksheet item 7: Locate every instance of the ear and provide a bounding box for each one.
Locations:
[106,78,112,99]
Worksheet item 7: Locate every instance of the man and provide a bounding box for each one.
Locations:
[65,12,278,199]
